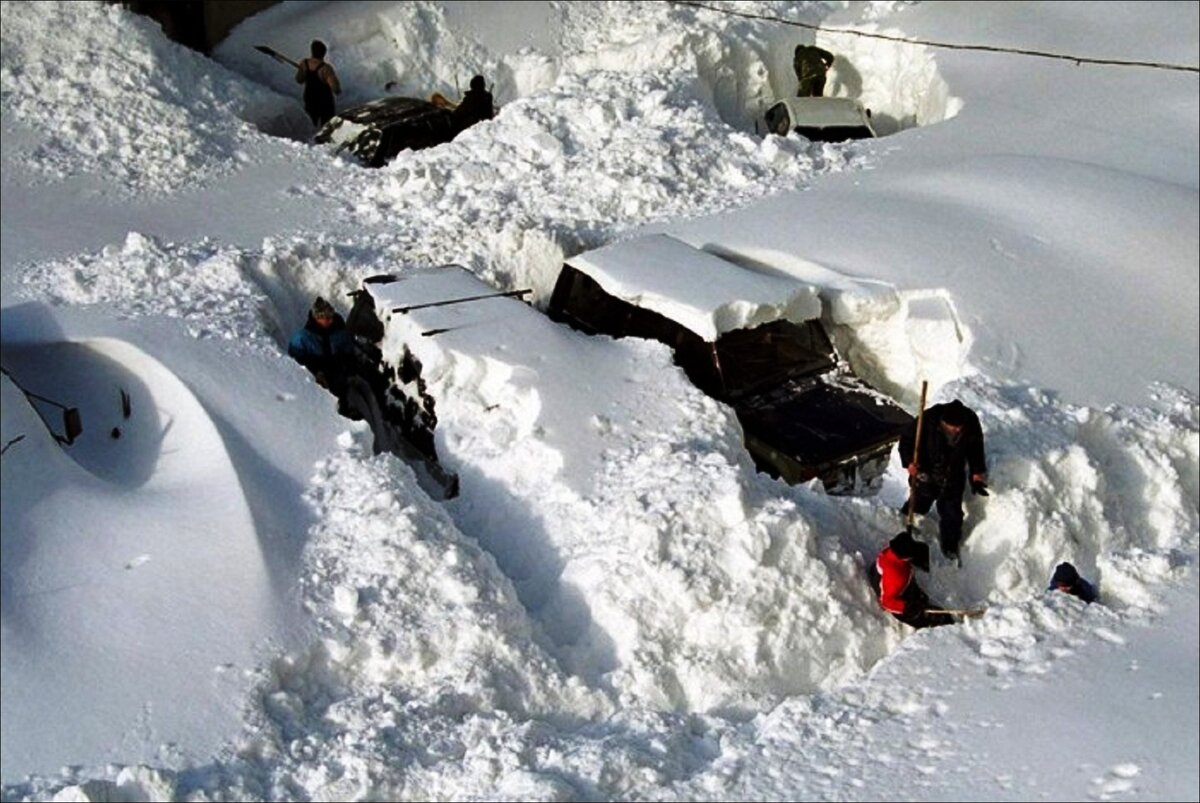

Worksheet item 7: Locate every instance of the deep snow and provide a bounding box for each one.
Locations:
[1,1,1196,801]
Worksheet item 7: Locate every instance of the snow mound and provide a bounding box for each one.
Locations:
[0,2,300,194]
[217,2,958,138]
[0,333,279,776]
[370,268,901,713]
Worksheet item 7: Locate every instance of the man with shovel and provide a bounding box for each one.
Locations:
[295,40,341,128]
[255,40,342,129]
[870,385,988,627]
[899,398,989,562]
[870,530,955,629]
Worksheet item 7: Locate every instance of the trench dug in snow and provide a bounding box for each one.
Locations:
[694,28,960,139]
[239,16,959,149]
[247,241,988,713]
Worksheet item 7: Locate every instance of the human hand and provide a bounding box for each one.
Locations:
[970,473,989,496]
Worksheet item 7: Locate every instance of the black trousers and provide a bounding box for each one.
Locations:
[893,584,955,629]
[796,74,827,97]
[902,482,966,557]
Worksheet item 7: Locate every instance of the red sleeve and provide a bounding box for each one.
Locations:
[877,549,912,614]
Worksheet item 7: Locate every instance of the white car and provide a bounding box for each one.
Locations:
[763,97,876,142]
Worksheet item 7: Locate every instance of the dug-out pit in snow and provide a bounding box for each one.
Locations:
[699,31,960,140]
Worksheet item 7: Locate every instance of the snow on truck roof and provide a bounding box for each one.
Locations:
[770,97,873,129]
[564,234,822,342]
[365,265,566,365]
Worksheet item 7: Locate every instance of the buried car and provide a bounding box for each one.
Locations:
[763,96,876,142]
[547,234,913,492]
[315,96,458,167]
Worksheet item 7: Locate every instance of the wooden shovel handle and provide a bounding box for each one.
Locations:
[907,380,928,529]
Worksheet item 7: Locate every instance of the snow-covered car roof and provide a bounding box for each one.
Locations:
[769,97,875,131]
[364,266,565,371]
[563,234,822,342]
[314,96,456,167]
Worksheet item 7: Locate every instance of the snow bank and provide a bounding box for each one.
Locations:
[368,267,902,713]
[216,1,958,137]
[0,2,302,194]
[0,333,283,775]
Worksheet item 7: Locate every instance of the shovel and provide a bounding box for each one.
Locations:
[927,607,987,618]
[897,380,931,571]
[254,44,299,69]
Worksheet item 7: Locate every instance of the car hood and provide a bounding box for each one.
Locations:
[315,97,451,141]
[734,373,913,466]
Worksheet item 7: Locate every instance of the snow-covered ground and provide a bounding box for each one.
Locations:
[1,1,1196,800]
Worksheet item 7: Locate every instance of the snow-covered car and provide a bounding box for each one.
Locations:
[342,277,461,498]
[314,96,457,167]
[763,97,876,142]
[547,234,912,492]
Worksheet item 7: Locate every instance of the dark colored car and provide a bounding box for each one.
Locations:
[763,97,876,142]
[547,235,912,492]
[315,96,457,167]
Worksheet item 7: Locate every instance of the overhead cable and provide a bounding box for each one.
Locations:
[670,1,1200,74]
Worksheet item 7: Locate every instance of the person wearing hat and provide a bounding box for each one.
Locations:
[288,296,356,401]
[898,399,989,561]
[452,74,495,136]
[868,530,954,629]
[1048,562,1098,604]
[793,43,836,97]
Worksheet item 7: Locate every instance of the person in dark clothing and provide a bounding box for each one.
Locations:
[793,44,836,97]
[288,296,356,399]
[1048,562,1098,604]
[899,399,988,561]
[295,39,341,128]
[869,530,955,629]
[452,74,495,135]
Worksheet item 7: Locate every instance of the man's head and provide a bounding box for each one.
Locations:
[311,296,335,327]
[939,401,968,442]
[470,75,486,92]
[311,40,327,59]
[890,530,930,572]
[1051,562,1080,590]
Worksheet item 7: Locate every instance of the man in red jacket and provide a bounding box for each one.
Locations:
[869,531,954,629]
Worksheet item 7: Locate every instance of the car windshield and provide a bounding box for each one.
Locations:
[795,125,873,143]
[715,319,836,395]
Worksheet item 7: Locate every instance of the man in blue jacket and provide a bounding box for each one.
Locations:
[288,296,356,401]
[1048,562,1098,603]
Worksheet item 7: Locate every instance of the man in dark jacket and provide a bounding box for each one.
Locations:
[793,44,836,97]
[899,399,989,561]
[288,296,356,399]
[295,39,341,128]
[1048,562,1098,604]
[868,530,954,629]
[452,74,495,135]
